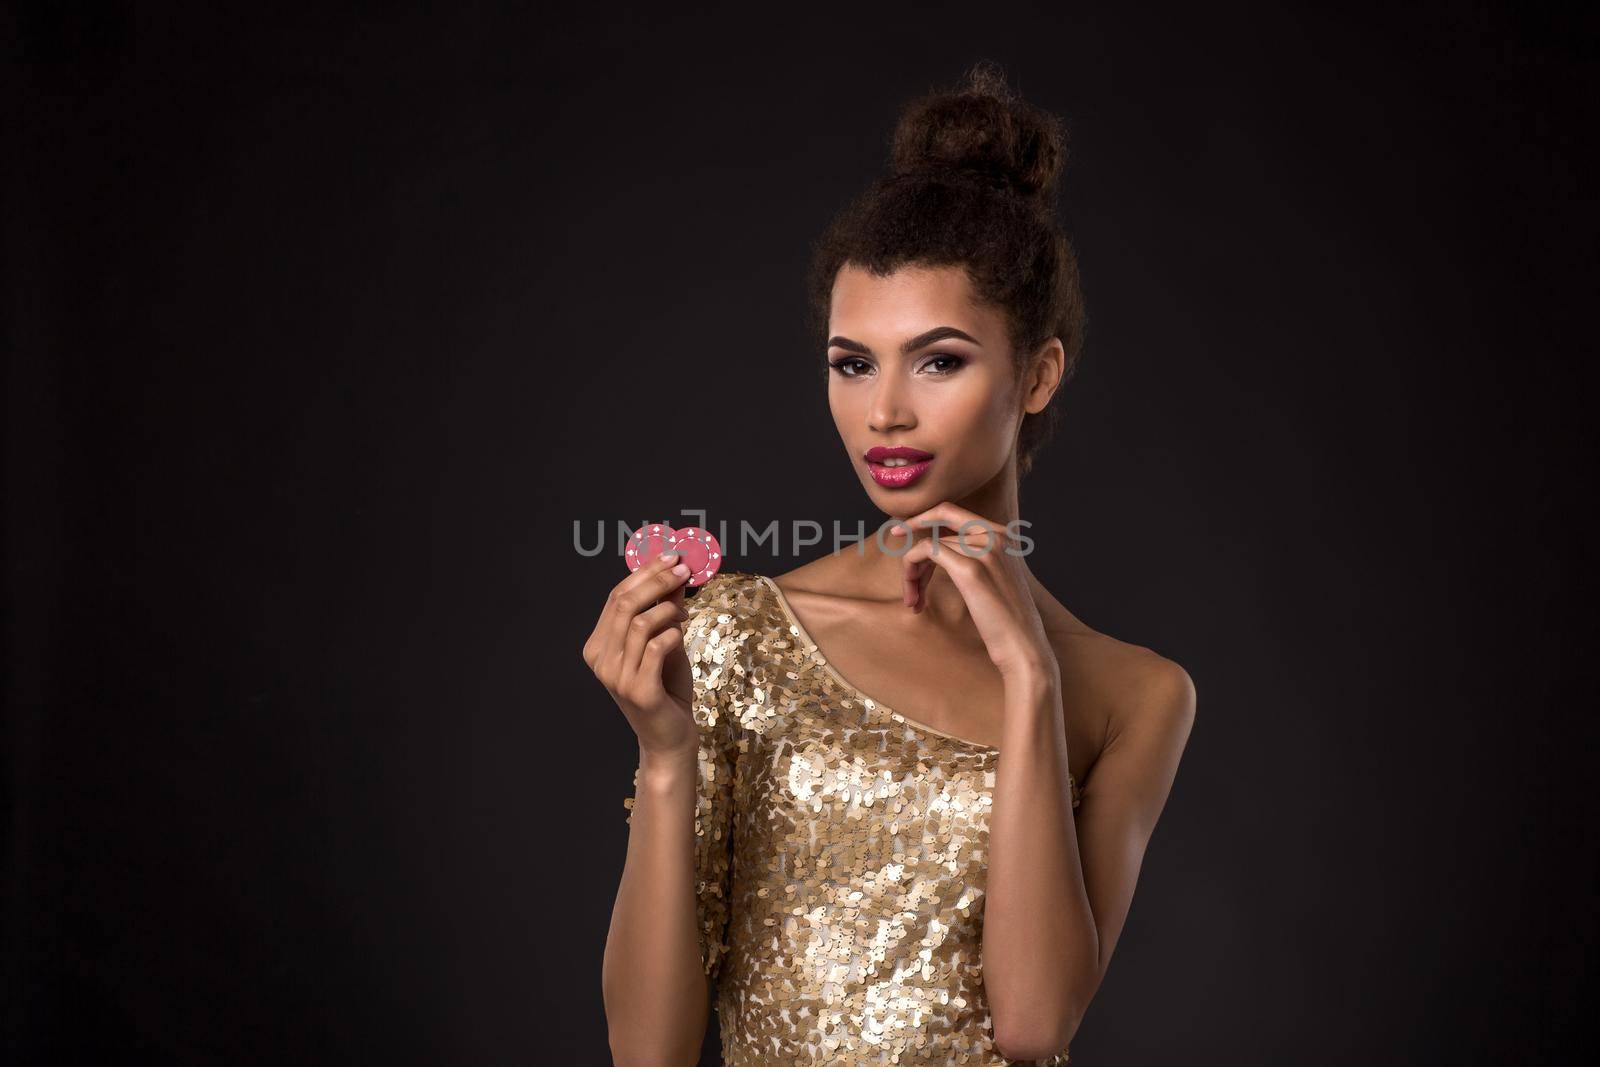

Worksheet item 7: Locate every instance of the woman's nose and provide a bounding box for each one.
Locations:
[867,376,916,433]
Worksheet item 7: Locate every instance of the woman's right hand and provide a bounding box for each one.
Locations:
[582,551,698,758]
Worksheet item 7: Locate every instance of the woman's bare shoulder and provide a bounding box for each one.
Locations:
[1047,608,1196,750]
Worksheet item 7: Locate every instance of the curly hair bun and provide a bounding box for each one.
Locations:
[887,60,1067,206]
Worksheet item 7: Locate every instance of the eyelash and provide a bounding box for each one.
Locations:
[827,354,966,378]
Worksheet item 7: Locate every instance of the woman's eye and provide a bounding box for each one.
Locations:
[827,355,963,377]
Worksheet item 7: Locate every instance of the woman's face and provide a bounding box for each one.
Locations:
[826,263,1039,516]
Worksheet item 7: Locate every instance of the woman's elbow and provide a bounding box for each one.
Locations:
[993,1034,1069,1063]
[603,979,710,1067]
[993,1009,1080,1063]
[607,1033,703,1067]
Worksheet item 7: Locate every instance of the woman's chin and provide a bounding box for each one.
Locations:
[864,480,941,510]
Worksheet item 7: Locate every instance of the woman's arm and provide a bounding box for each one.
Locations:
[983,653,1195,1060]
[585,553,726,1067]
[602,746,710,1067]
[890,504,1196,1060]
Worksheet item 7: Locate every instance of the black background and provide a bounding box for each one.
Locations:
[5,2,1595,1064]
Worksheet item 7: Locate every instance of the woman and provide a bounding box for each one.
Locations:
[592,62,1195,1066]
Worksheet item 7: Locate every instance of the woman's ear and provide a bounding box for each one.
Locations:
[1022,337,1066,415]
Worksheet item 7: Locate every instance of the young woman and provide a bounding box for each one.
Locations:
[592,62,1196,1066]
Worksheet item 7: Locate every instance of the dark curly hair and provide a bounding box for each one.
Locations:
[805,60,1086,478]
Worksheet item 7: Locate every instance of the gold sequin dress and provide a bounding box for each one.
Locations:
[623,571,1082,1066]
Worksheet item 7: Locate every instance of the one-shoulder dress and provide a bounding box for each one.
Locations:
[623,570,1082,1065]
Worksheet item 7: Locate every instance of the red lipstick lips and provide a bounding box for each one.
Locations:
[865,445,935,489]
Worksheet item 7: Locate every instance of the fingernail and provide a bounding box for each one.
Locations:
[672,563,689,576]
[660,551,678,563]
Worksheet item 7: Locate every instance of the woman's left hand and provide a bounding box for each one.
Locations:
[890,502,1057,684]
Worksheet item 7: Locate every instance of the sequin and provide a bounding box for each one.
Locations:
[624,571,1080,1065]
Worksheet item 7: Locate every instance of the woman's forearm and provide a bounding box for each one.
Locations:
[602,747,710,1067]
[981,668,1101,1060]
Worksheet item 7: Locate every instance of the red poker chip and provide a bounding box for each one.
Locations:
[669,526,722,587]
[624,523,676,572]
[624,522,723,588]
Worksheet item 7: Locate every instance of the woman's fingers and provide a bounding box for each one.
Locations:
[889,501,1027,611]
[903,555,930,611]
[637,622,691,706]
[582,552,687,684]
[665,572,687,613]
[892,507,1009,613]
[595,553,689,669]
[617,597,689,703]
[900,547,962,612]
[891,505,1051,677]
[892,502,1013,554]
[578,547,701,756]
[900,534,987,610]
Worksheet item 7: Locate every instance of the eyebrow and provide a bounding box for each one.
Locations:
[827,326,983,356]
